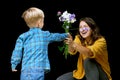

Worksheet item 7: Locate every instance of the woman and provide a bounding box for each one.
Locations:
[56,17,112,80]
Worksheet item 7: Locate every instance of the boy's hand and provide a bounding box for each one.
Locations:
[67,33,72,38]
[64,33,73,44]
[12,69,17,72]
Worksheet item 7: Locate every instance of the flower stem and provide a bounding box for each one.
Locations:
[63,44,69,59]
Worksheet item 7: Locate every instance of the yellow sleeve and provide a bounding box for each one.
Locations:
[87,37,107,59]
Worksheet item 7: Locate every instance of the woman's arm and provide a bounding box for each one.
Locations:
[72,42,93,58]
[65,35,93,57]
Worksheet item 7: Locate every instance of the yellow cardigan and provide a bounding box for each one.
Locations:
[69,35,112,80]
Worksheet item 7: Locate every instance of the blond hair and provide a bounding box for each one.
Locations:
[22,7,44,27]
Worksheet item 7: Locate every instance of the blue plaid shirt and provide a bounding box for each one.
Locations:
[11,27,68,72]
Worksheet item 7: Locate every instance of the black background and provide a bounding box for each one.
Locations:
[1,0,117,80]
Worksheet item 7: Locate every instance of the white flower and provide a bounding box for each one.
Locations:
[57,10,76,59]
[66,26,69,29]
[58,10,76,23]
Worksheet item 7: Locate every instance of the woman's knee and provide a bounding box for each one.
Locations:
[56,72,74,80]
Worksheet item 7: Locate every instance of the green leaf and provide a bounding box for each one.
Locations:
[58,46,64,52]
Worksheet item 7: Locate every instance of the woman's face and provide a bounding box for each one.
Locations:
[79,21,92,39]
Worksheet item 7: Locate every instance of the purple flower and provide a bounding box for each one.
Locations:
[58,11,76,23]
[57,11,62,16]
[57,10,77,59]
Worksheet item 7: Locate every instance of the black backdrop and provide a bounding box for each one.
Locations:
[1,0,116,80]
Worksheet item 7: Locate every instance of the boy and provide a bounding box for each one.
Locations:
[11,7,69,80]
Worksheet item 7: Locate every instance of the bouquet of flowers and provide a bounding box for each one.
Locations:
[57,10,76,59]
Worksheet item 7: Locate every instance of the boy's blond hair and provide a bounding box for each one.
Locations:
[22,7,44,27]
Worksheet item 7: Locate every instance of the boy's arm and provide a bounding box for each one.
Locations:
[46,31,69,42]
[11,36,23,71]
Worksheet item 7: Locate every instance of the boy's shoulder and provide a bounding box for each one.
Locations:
[41,30,51,34]
[18,31,29,39]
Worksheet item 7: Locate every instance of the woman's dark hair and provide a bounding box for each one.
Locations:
[78,17,102,46]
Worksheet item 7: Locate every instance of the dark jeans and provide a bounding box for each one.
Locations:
[56,72,80,80]
[56,58,108,80]
[84,58,108,80]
